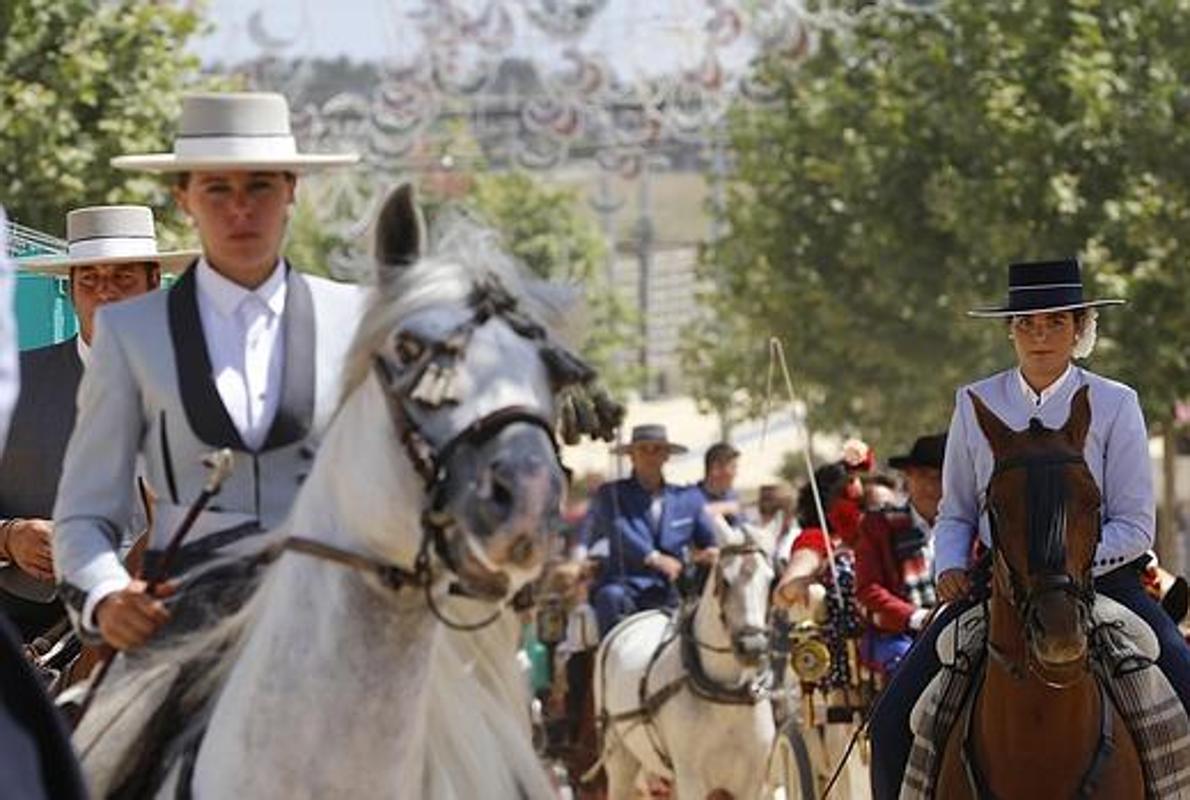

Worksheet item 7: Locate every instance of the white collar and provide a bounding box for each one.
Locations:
[195,257,288,319]
[76,335,91,369]
[909,503,934,536]
[1016,363,1073,408]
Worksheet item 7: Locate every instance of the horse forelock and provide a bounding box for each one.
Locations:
[992,426,1094,579]
[1024,460,1070,575]
[342,216,580,401]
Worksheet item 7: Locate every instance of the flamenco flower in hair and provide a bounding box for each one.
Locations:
[841,438,874,473]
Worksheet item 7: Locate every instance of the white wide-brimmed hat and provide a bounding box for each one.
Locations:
[111,92,359,173]
[19,206,199,275]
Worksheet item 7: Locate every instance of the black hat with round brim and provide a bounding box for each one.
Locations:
[888,433,947,471]
[968,258,1124,318]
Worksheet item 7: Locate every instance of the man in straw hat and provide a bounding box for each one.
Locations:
[53,92,364,652]
[0,206,191,643]
[0,208,89,799]
[868,258,1190,799]
[584,424,719,635]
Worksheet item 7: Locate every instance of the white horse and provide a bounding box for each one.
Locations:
[595,518,778,799]
[75,184,619,799]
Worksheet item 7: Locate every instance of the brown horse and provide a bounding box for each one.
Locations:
[936,386,1144,799]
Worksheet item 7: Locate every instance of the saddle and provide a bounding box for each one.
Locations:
[902,597,1190,800]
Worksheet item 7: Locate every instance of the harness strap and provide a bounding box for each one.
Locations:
[961,649,1118,799]
[1077,679,1116,799]
[596,613,682,772]
[960,662,996,800]
[679,611,768,706]
[638,622,682,771]
[276,536,427,591]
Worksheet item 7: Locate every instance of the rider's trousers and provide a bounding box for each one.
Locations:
[868,560,1190,800]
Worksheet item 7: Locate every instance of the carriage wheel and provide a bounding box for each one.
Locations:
[769,719,818,800]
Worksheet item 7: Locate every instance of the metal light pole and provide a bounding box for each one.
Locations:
[633,159,654,397]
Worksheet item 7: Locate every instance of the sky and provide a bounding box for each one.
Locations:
[191,0,762,81]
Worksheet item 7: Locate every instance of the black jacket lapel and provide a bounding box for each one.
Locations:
[262,267,316,450]
[168,264,246,450]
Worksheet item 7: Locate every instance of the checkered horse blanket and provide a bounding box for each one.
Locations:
[901,597,1190,799]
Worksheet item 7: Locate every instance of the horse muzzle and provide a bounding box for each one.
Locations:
[733,627,771,666]
[446,424,564,597]
[1028,589,1090,667]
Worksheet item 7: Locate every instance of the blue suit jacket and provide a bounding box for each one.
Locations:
[587,476,717,592]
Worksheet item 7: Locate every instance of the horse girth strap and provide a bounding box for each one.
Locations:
[603,676,687,726]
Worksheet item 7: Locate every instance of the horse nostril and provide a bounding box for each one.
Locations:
[484,459,516,515]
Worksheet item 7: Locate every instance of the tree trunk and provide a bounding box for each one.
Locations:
[1159,427,1182,574]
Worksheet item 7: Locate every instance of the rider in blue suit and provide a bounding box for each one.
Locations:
[586,425,719,635]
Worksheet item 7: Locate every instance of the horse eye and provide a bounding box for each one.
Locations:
[393,332,426,365]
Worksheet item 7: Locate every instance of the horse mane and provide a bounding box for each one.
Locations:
[341,211,580,399]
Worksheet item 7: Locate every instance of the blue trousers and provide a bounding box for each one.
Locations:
[862,630,916,676]
[868,566,1190,800]
[591,581,677,637]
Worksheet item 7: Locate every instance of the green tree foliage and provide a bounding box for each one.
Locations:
[0,0,212,237]
[698,0,1190,456]
[464,171,643,397]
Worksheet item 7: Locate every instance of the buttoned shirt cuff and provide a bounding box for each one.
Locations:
[82,577,133,634]
[1091,549,1147,577]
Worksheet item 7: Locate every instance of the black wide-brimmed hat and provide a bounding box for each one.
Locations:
[611,424,688,455]
[968,258,1124,318]
[888,434,947,471]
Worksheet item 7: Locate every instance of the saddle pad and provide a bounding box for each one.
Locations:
[903,601,1190,800]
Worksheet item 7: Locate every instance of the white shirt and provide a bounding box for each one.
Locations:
[1016,363,1073,408]
[194,258,287,451]
[76,335,91,369]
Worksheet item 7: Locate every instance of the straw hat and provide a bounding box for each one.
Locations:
[111,92,358,173]
[611,424,688,455]
[19,206,198,275]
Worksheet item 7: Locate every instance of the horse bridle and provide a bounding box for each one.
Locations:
[283,275,622,631]
[694,543,772,657]
[984,450,1100,685]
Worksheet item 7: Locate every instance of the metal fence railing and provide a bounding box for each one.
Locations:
[6,220,66,260]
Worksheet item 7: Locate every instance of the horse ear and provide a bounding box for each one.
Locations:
[374,183,424,279]
[1062,385,1092,449]
[709,513,743,547]
[968,390,1013,456]
[747,518,779,558]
